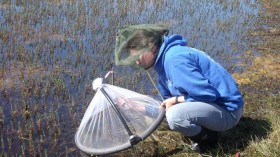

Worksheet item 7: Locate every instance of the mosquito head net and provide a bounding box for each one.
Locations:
[115,24,169,68]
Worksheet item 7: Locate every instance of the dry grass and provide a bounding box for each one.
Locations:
[230,0,280,156]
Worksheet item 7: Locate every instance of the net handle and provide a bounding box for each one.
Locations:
[100,87,134,136]
[145,70,164,101]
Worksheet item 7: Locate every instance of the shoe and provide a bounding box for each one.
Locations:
[190,143,201,152]
[187,127,219,153]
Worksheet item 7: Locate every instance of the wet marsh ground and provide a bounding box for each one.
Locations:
[0,0,279,156]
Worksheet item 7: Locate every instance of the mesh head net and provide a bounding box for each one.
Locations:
[115,24,169,68]
[75,78,165,155]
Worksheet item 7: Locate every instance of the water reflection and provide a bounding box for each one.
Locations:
[0,0,260,78]
[0,0,260,156]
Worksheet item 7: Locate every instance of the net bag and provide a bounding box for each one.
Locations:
[75,78,165,155]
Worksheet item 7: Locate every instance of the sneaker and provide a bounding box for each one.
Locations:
[190,143,201,153]
[187,127,219,153]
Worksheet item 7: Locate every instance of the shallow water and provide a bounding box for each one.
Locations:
[0,0,261,156]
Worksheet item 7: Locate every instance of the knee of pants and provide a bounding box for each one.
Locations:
[166,109,186,131]
[166,109,175,130]
[166,108,201,136]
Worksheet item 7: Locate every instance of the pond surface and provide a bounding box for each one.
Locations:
[0,0,261,156]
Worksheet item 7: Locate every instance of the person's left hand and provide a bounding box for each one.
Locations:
[114,97,132,109]
[160,97,177,111]
[114,97,146,112]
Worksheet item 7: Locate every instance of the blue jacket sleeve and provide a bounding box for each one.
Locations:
[158,79,172,99]
[166,58,220,102]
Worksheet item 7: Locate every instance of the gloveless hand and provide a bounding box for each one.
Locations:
[160,96,177,111]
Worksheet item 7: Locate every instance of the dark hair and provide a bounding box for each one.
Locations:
[125,29,167,50]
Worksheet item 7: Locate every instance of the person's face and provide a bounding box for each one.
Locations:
[129,49,157,70]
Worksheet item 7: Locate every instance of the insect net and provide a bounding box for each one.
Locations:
[114,24,169,68]
[75,78,165,155]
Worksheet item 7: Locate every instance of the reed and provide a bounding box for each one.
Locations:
[0,106,4,127]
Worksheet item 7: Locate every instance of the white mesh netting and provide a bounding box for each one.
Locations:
[75,80,164,155]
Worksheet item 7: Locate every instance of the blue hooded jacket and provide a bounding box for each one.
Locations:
[154,34,244,111]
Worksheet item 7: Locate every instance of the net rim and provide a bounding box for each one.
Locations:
[75,105,165,155]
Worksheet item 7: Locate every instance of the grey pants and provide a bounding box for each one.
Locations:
[165,102,243,137]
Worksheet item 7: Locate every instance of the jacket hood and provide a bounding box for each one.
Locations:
[154,34,187,71]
